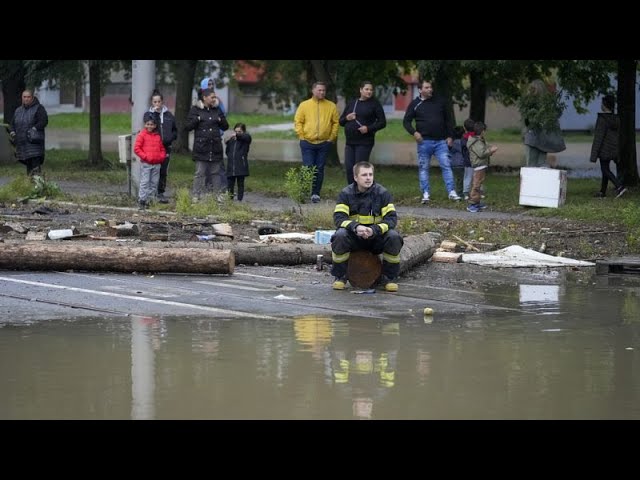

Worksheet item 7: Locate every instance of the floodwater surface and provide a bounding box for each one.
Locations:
[1,273,639,420]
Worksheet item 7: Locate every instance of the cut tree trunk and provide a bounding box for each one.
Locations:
[0,244,234,274]
[0,233,434,274]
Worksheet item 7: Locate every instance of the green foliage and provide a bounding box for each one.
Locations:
[621,203,640,250]
[284,165,316,215]
[31,175,62,198]
[517,89,566,132]
[0,175,62,202]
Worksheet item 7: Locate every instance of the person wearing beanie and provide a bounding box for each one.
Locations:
[148,90,177,203]
[134,112,166,209]
[184,87,229,201]
[590,94,626,198]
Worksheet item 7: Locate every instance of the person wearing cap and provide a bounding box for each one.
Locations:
[134,112,166,210]
[185,87,229,200]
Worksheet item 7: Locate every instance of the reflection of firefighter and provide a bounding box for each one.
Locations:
[293,315,334,348]
[333,350,396,388]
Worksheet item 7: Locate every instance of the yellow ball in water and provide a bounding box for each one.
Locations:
[423,307,434,315]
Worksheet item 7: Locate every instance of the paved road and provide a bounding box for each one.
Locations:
[0,263,522,324]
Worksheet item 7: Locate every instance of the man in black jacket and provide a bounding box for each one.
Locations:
[403,79,460,204]
[331,161,403,292]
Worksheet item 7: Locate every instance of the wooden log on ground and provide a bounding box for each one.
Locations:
[399,233,436,274]
[0,232,435,272]
[439,240,458,252]
[432,251,462,263]
[208,242,332,266]
[347,250,382,289]
[0,244,234,274]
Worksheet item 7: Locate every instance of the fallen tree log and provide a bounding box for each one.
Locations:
[0,232,435,273]
[398,233,436,274]
[0,244,234,274]
[208,242,332,266]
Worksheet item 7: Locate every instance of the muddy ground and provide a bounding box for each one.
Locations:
[0,194,628,269]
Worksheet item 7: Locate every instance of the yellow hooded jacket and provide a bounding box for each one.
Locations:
[294,97,339,144]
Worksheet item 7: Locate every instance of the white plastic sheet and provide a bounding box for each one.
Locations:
[461,245,595,267]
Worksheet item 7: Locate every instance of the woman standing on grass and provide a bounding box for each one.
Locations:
[589,94,626,198]
[518,79,566,167]
[184,88,229,201]
[339,81,386,185]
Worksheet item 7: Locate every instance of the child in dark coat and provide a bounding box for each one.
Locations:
[225,123,252,201]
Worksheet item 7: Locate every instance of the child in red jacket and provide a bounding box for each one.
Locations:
[134,112,166,209]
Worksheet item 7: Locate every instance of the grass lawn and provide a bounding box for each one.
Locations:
[44,112,607,143]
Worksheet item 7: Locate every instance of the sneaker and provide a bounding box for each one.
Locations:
[311,194,321,204]
[421,192,430,204]
[138,201,147,211]
[157,194,169,204]
[463,193,470,201]
[593,191,606,198]
[466,204,480,213]
[615,187,628,198]
[448,190,461,201]
[476,202,488,210]
[332,278,346,290]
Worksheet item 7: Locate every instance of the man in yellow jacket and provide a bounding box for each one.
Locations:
[294,81,339,203]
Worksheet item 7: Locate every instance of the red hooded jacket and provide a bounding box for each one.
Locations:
[134,129,166,164]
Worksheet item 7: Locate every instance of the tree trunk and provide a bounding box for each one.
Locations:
[88,61,104,166]
[173,60,198,154]
[398,233,436,274]
[469,71,487,123]
[617,59,638,186]
[434,69,456,129]
[1,61,26,126]
[0,244,234,274]
[210,242,332,266]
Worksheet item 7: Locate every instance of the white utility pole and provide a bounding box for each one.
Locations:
[130,60,156,197]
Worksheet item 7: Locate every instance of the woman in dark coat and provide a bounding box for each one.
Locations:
[184,88,229,200]
[590,94,626,198]
[9,89,49,176]
[338,81,386,185]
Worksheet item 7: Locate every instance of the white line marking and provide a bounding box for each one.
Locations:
[195,280,295,291]
[0,276,278,320]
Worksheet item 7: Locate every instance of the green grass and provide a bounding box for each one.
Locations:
[43,112,640,143]
[2,148,639,253]
[4,148,635,225]
[46,112,294,134]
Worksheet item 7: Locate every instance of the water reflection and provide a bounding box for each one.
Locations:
[1,276,640,419]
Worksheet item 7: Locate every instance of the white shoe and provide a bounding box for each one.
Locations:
[448,190,461,201]
[421,192,430,204]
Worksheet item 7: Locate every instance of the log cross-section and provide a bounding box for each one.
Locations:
[0,244,234,274]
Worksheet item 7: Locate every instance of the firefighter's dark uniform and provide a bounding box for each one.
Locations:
[331,182,403,282]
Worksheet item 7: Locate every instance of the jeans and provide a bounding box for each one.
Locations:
[416,139,455,194]
[300,140,331,196]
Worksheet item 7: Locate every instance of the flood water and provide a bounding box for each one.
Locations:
[1,272,639,420]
